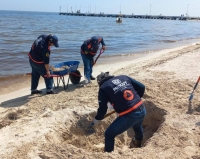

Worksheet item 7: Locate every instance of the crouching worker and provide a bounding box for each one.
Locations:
[28,34,59,95]
[90,72,146,152]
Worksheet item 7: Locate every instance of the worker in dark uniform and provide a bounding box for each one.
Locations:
[89,72,146,152]
[28,34,59,95]
[80,36,106,85]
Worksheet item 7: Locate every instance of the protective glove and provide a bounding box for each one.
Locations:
[91,118,101,126]
[107,102,114,110]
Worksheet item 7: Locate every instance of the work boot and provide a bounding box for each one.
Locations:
[31,90,42,95]
[90,75,96,80]
[130,138,142,148]
[82,80,92,87]
[46,90,57,94]
[84,79,90,84]
[79,80,91,87]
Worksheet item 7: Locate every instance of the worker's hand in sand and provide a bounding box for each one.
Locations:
[107,102,113,109]
[91,118,101,126]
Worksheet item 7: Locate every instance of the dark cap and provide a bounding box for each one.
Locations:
[91,37,98,44]
[97,72,110,86]
[48,34,59,47]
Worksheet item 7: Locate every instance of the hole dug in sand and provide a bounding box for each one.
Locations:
[139,101,167,146]
[43,100,167,153]
[47,100,167,153]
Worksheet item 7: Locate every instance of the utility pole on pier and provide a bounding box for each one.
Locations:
[60,6,61,13]
[150,4,151,15]
[120,4,121,14]
[186,4,189,16]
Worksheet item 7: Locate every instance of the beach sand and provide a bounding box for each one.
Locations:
[0,43,200,159]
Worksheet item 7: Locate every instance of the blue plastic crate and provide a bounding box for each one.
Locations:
[52,61,80,76]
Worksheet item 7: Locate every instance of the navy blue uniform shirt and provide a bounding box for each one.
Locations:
[29,35,50,64]
[81,36,105,59]
[95,75,145,120]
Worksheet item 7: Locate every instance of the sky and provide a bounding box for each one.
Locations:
[0,0,200,17]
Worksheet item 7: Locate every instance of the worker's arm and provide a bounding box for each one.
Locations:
[127,76,145,98]
[44,64,51,77]
[95,88,109,120]
[42,49,51,78]
[100,37,106,50]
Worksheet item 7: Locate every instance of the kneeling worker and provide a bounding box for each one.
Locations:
[28,34,59,95]
[90,72,146,152]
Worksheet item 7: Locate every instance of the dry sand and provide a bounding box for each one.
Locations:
[0,43,200,159]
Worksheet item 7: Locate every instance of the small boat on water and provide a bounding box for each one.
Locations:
[116,17,122,23]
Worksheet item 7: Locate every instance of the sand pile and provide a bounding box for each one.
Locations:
[0,43,199,159]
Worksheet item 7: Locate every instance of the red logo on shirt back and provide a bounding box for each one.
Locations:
[123,90,134,100]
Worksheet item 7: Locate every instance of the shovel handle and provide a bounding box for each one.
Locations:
[103,110,115,119]
[93,48,104,66]
[188,76,200,101]
[193,76,200,90]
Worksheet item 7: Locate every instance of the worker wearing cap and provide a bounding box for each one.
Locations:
[89,72,146,152]
[80,36,106,85]
[28,34,59,95]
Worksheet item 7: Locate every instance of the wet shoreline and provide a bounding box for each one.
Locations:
[1,39,200,95]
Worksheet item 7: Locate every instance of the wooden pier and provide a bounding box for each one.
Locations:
[59,12,200,21]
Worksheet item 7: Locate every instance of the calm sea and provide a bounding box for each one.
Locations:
[1,10,200,79]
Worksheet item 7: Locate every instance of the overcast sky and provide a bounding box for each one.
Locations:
[0,0,200,16]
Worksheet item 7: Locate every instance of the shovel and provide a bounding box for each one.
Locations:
[93,48,105,66]
[103,110,116,118]
[189,76,200,101]
[86,110,115,135]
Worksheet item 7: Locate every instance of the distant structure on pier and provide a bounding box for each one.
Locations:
[59,12,200,21]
